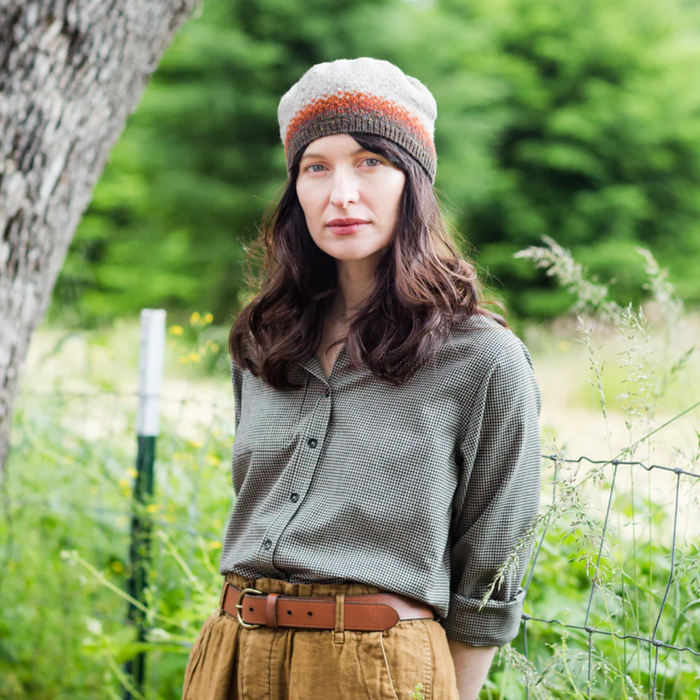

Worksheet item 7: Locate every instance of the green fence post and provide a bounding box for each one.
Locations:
[123,309,165,700]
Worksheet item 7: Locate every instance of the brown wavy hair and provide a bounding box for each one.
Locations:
[228,132,508,390]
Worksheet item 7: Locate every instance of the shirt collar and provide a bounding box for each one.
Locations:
[299,343,348,384]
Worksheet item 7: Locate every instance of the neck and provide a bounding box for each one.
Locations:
[331,288,371,323]
[332,259,376,320]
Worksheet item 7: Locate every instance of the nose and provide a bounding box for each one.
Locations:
[329,168,360,209]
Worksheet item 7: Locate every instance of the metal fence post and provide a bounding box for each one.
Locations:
[123,309,165,700]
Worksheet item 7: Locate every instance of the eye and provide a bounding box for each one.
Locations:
[303,157,383,173]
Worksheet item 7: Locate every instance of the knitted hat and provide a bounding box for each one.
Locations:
[278,57,438,183]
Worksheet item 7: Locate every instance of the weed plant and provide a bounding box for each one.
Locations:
[0,242,698,698]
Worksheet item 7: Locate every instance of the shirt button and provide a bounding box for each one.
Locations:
[324,387,330,397]
[263,539,272,549]
[290,492,299,502]
[308,438,318,448]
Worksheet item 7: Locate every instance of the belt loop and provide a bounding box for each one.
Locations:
[265,592,280,628]
[218,579,230,615]
[334,592,346,644]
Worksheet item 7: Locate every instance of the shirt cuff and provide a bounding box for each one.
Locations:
[439,587,526,647]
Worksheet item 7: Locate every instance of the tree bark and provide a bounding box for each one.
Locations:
[0,0,202,486]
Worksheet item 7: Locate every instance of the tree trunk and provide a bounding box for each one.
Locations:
[0,0,202,486]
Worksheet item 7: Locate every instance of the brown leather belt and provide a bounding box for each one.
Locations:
[220,580,438,631]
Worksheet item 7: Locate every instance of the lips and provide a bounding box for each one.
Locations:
[326,218,370,235]
[327,218,369,226]
[327,221,370,235]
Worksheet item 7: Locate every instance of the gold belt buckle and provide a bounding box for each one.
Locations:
[235,587,263,628]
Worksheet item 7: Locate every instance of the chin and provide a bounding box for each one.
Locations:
[325,246,382,261]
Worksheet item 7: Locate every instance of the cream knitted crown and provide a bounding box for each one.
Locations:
[278,57,438,183]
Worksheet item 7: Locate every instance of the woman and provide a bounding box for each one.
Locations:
[182,57,542,700]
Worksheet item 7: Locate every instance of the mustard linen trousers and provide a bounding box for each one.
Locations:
[181,572,460,700]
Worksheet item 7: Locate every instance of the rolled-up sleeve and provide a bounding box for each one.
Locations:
[440,335,542,647]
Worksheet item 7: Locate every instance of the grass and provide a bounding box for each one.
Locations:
[1,240,699,698]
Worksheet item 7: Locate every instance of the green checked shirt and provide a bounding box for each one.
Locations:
[219,312,542,647]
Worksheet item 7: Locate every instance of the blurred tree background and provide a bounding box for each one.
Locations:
[49,0,700,328]
[7,2,700,698]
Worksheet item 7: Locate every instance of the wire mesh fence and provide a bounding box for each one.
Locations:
[2,383,699,699]
[520,453,700,699]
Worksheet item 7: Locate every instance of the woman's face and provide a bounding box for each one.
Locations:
[295,134,406,265]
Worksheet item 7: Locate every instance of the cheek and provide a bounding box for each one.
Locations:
[376,179,404,219]
[297,188,323,224]
[379,169,405,196]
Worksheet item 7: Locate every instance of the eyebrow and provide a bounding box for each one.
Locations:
[300,146,371,163]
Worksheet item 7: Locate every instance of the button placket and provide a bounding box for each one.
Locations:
[257,381,333,570]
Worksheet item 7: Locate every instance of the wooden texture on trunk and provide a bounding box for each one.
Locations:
[0,0,202,484]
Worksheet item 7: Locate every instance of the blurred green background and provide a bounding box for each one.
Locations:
[49,0,700,330]
[7,0,700,698]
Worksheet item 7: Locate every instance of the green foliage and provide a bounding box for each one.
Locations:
[5,240,700,697]
[488,239,700,698]
[426,0,700,318]
[50,0,700,330]
[0,378,235,699]
[50,0,396,328]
